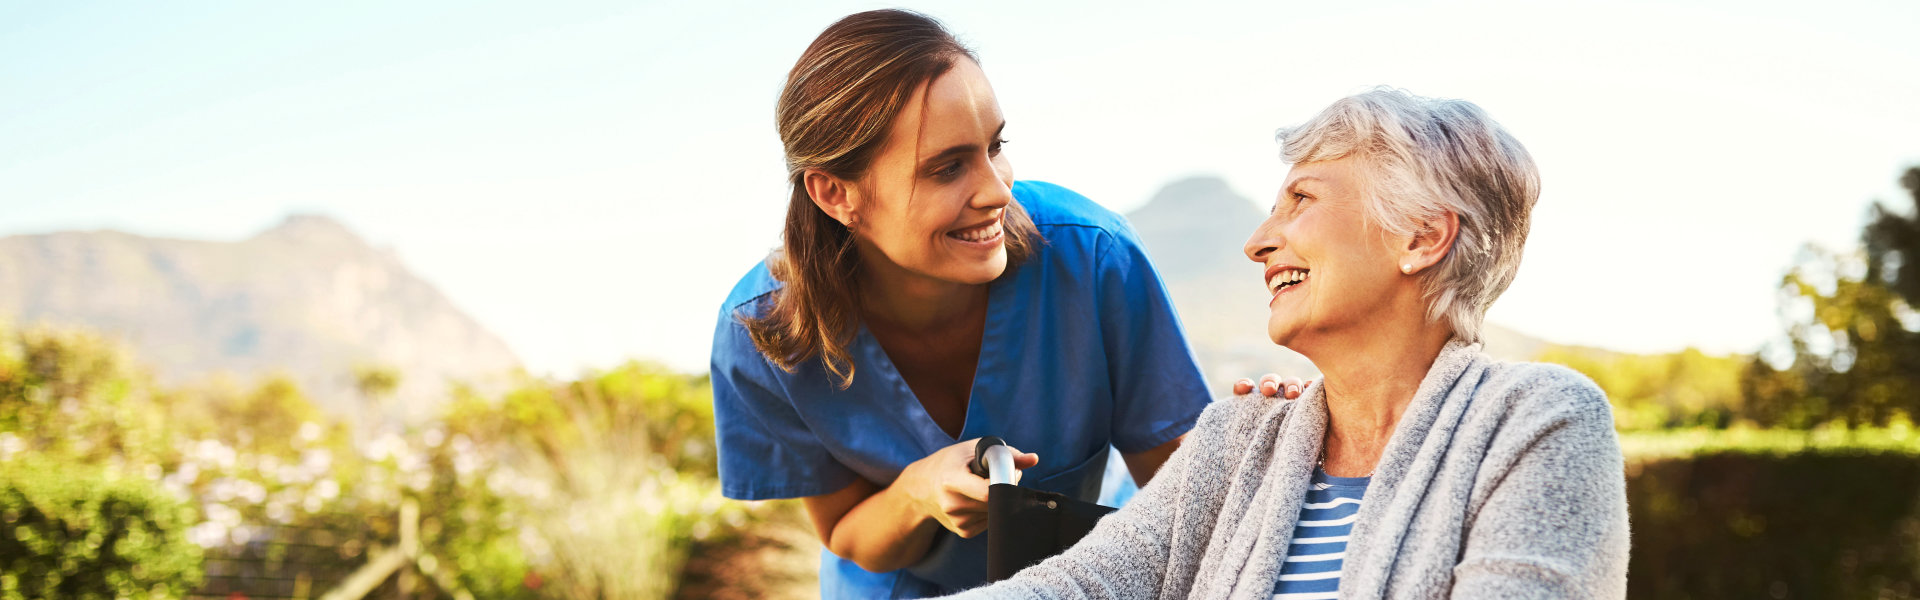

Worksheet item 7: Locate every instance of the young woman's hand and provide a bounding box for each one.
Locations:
[896,438,1039,538]
[1232,373,1309,399]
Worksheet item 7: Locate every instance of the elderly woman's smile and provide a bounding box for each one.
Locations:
[1264,264,1308,304]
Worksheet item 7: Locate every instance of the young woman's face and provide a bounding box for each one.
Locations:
[1242,157,1405,349]
[849,57,1014,286]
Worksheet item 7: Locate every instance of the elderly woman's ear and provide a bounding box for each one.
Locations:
[1398,211,1459,275]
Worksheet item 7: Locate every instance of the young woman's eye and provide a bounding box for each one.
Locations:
[989,137,1008,156]
[933,161,963,178]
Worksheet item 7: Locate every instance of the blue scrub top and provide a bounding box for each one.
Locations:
[710,180,1212,598]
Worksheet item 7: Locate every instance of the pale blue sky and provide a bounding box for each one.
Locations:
[5,0,1919,375]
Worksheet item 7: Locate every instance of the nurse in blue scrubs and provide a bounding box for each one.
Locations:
[711,10,1225,598]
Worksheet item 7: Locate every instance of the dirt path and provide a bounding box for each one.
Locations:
[673,500,819,600]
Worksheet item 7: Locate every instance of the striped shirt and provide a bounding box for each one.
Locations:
[1272,466,1371,600]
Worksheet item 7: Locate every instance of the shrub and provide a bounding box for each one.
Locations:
[443,361,738,600]
[1628,450,1920,598]
[0,456,204,599]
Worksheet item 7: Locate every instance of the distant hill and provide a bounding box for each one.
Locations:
[1123,175,1558,387]
[0,215,519,421]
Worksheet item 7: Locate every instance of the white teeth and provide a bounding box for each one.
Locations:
[952,222,1001,242]
[1267,269,1309,293]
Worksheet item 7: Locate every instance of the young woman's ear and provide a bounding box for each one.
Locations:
[1399,211,1459,275]
[804,170,860,227]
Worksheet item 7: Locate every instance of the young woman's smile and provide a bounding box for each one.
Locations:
[945,214,1005,249]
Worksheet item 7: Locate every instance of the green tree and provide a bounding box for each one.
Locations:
[1745,167,1920,427]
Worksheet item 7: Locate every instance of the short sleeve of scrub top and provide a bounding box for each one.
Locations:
[709,180,1213,598]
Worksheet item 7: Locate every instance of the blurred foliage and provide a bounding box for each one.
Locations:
[1536,346,1746,430]
[0,455,204,600]
[1619,421,1920,461]
[1742,166,1920,428]
[0,325,169,467]
[443,362,748,600]
[354,364,402,401]
[0,318,764,599]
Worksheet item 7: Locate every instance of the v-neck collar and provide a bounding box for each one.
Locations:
[1206,340,1486,600]
[1334,340,1484,600]
[855,268,1018,453]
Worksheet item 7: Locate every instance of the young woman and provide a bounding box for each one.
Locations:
[708,9,1276,598]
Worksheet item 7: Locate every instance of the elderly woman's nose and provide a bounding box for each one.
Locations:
[1245,227,1278,263]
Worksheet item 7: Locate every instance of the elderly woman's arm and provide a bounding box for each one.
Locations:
[1451,377,1631,599]
[940,420,1206,600]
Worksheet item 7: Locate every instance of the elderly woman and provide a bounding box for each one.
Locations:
[943,88,1630,599]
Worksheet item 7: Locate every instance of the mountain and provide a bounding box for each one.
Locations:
[1123,175,1555,387]
[0,215,520,421]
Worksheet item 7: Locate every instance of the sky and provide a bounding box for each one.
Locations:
[4,0,1919,376]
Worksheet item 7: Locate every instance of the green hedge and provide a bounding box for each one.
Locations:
[1628,450,1920,598]
[0,457,203,600]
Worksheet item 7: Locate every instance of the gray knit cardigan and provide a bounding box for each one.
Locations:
[942,340,1630,600]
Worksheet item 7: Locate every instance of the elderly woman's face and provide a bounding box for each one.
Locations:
[1243,157,1407,348]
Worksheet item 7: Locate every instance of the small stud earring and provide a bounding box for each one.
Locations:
[1401,264,1413,274]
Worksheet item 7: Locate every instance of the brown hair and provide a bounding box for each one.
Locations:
[744,9,1042,387]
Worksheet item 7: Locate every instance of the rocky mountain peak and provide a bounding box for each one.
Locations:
[252,214,365,246]
[0,216,519,422]
[1127,175,1266,277]
[1130,175,1265,223]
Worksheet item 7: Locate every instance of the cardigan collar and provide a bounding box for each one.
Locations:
[1213,338,1489,600]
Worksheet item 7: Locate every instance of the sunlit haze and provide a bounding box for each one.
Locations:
[5,0,1918,375]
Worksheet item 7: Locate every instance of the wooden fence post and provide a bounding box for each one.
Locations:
[316,498,473,600]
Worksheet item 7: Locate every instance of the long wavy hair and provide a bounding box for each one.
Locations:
[744,9,1041,388]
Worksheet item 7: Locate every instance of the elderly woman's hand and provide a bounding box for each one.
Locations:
[1232,374,1309,399]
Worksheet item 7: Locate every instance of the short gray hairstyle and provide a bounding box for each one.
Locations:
[1276,87,1539,343]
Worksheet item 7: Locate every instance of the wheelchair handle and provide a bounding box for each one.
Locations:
[970,436,1018,486]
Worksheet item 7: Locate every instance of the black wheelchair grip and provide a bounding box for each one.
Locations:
[970,436,1008,478]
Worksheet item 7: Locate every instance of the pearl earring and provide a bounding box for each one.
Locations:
[1401,264,1413,274]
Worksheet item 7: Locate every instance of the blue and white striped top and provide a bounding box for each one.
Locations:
[1272,466,1371,600]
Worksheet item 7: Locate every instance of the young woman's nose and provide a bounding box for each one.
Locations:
[975,161,1015,210]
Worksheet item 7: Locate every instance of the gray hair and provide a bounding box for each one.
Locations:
[1276,87,1539,343]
